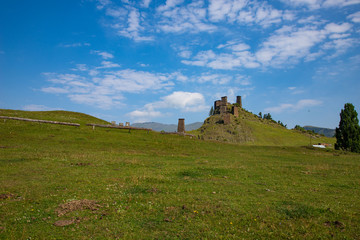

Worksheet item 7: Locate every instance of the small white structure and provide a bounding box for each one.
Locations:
[313,144,326,149]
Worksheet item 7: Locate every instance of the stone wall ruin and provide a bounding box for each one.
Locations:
[213,95,243,125]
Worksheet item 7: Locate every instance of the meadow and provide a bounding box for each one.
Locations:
[0,110,359,239]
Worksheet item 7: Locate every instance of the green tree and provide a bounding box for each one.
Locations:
[263,113,272,120]
[335,103,360,153]
[209,106,214,116]
[258,112,262,118]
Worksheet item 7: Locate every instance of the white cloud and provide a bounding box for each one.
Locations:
[41,87,69,94]
[322,37,357,58]
[22,104,59,111]
[91,50,114,59]
[348,11,360,23]
[255,26,327,66]
[297,16,325,25]
[97,0,112,10]
[128,91,207,122]
[196,73,251,85]
[98,3,154,41]
[182,21,355,70]
[71,64,88,72]
[281,0,322,9]
[182,44,259,69]
[41,60,180,109]
[141,0,152,8]
[68,94,123,110]
[98,69,174,93]
[236,76,252,86]
[329,33,351,39]
[96,0,294,44]
[105,7,127,18]
[161,91,207,111]
[117,8,154,41]
[325,22,352,33]
[323,0,360,7]
[198,74,232,85]
[59,43,91,48]
[208,0,294,27]
[282,0,360,9]
[169,72,189,82]
[182,50,216,67]
[157,0,184,12]
[240,3,294,27]
[157,0,216,34]
[265,99,322,113]
[217,41,250,51]
[96,61,121,69]
[128,108,163,123]
[288,87,305,94]
[178,50,192,58]
[208,0,247,22]
[41,73,86,84]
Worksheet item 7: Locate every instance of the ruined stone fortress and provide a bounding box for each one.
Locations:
[213,95,242,125]
[177,95,243,133]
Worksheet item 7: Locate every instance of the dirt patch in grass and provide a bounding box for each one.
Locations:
[0,193,15,200]
[54,219,76,227]
[324,220,344,229]
[0,145,18,149]
[147,187,160,193]
[70,162,91,166]
[56,199,101,217]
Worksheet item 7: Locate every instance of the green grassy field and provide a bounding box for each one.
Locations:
[0,110,359,239]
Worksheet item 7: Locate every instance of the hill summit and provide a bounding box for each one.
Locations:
[197,96,332,146]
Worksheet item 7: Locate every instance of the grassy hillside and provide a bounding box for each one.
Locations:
[198,108,335,147]
[0,109,109,125]
[1,110,359,239]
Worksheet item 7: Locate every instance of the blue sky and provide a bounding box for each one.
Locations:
[1,0,360,128]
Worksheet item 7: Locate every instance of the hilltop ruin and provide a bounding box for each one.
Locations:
[213,96,242,124]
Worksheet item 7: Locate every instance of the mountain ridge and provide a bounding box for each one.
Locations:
[303,125,335,138]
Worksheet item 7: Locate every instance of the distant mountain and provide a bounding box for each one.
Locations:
[303,126,335,138]
[131,122,203,132]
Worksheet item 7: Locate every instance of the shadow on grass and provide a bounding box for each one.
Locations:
[178,167,229,179]
[276,201,331,219]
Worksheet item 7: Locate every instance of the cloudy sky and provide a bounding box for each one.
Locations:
[1,0,360,128]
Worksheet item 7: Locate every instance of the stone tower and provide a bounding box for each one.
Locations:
[236,96,242,108]
[177,118,185,133]
[214,100,221,110]
[221,96,228,106]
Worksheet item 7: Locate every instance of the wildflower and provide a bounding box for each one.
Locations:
[193,210,198,214]
[230,222,233,225]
